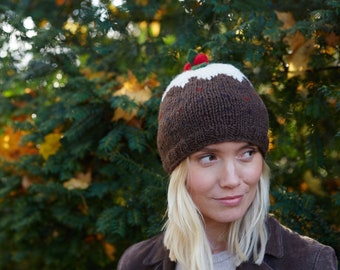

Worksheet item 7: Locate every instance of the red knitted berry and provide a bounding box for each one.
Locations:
[183,62,192,71]
[193,53,209,66]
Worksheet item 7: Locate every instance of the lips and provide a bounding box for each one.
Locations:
[215,195,244,207]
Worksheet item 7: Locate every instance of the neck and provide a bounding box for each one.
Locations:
[205,220,229,254]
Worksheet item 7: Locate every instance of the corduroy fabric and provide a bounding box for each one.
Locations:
[157,64,269,174]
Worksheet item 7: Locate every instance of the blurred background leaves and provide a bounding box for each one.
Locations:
[0,0,339,269]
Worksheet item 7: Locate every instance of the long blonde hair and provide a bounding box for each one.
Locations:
[163,158,270,270]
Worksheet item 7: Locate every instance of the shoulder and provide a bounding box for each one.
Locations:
[117,233,170,270]
[264,216,338,270]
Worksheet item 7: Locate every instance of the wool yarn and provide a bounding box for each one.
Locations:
[157,61,269,174]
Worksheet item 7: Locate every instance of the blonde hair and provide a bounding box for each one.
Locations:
[163,159,270,270]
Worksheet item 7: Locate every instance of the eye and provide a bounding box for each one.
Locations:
[244,150,255,158]
[237,148,258,161]
[199,154,217,166]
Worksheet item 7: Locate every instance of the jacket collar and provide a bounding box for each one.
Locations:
[264,215,284,259]
[143,234,176,270]
[238,216,285,270]
[142,216,284,270]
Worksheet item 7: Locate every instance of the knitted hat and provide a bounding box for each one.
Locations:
[157,54,269,174]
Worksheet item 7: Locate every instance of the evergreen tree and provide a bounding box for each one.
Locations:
[0,0,338,268]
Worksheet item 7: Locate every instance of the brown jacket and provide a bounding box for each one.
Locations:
[117,216,338,270]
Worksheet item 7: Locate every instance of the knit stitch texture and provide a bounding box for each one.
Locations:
[157,63,269,174]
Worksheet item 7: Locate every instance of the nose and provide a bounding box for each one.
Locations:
[219,160,241,188]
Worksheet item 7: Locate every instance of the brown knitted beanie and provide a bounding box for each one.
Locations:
[157,61,269,174]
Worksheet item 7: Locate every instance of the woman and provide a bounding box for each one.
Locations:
[118,54,337,270]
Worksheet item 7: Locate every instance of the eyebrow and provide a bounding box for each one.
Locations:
[196,142,257,153]
[197,146,220,153]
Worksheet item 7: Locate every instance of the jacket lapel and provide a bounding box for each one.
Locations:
[237,216,285,270]
[142,233,176,270]
[237,262,273,270]
[141,216,284,270]
[264,216,284,258]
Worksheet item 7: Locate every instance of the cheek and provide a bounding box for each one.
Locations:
[244,163,262,203]
[186,170,213,196]
[243,160,263,186]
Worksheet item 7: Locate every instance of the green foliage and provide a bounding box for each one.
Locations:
[271,187,339,250]
[0,0,339,268]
